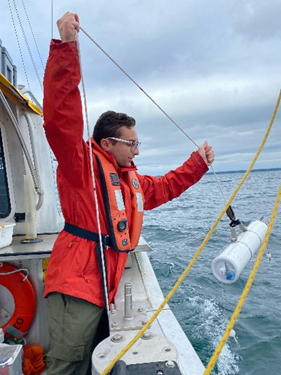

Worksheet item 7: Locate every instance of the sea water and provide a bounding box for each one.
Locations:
[142,169,281,375]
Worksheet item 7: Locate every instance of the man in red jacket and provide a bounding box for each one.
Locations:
[43,11,214,375]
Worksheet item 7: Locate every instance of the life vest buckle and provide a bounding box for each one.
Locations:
[103,235,110,250]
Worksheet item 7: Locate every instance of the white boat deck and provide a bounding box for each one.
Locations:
[92,238,205,375]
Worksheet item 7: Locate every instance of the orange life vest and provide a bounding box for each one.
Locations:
[95,150,144,252]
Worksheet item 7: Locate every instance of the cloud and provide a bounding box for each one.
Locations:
[230,0,281,40]
[2,0,281,174]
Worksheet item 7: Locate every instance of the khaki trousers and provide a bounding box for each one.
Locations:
[46,293,104,375]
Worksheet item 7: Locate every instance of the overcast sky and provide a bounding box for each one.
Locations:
[1,0,281,175]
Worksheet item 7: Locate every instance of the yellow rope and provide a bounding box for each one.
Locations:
[101,90,281,375]
[204,182,281,374]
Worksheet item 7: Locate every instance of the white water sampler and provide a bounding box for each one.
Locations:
[212,220,268,284]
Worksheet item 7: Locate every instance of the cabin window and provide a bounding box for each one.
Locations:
[0,130,11,218]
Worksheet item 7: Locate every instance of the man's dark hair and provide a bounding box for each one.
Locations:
[93,110,136,145]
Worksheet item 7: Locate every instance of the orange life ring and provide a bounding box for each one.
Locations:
[0,262,36,338]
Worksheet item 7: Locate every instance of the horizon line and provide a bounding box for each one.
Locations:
[206,167,281,174]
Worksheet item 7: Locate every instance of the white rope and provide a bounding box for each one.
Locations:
[20,0,45,71]
[0,268,29,282]
[79,26,229,206]
[76,35,110,317]
[11,0,43,90]
[210,165,228,204]
[80,27,198,147]
[7,0,30,89]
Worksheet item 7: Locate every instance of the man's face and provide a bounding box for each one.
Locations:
[105,126,140,167]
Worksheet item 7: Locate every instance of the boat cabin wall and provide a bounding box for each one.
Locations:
[0,99,64,235]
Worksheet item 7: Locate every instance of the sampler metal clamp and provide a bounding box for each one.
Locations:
[226,205,247,242]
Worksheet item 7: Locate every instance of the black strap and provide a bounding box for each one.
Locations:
[64,222,111,248]
[64,222,110,308]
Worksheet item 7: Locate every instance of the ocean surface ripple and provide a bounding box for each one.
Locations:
[142,170,281,375]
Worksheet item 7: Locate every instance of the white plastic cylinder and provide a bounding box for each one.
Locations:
[24,174,37,239]
[211,220,268,284]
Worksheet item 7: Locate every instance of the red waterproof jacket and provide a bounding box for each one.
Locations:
[43,40,208,308]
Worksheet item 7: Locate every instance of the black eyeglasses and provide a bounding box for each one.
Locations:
[107,137,141,152]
